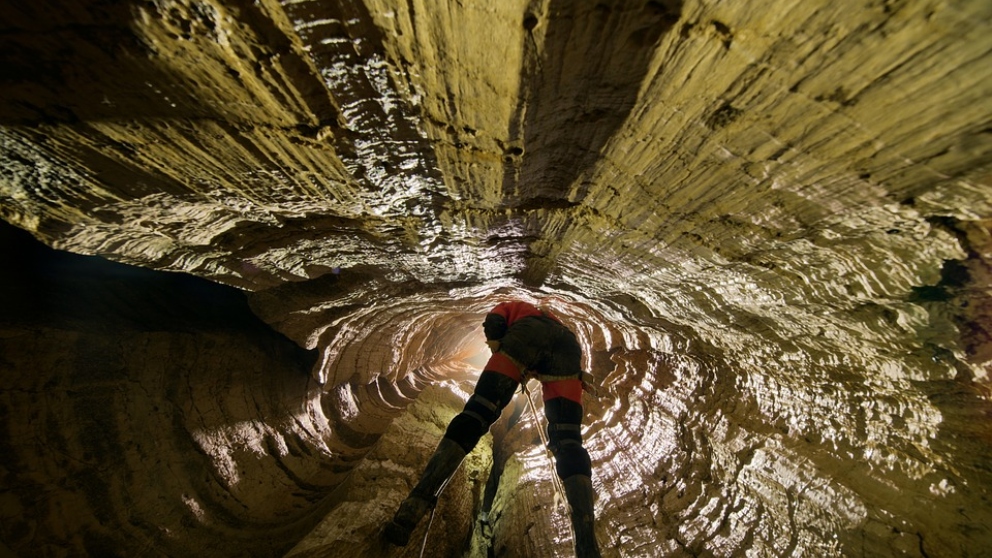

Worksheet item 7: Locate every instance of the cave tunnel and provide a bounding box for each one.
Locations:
[1,0,991,557]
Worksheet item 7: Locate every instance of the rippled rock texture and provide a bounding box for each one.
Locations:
[2,0,991,556]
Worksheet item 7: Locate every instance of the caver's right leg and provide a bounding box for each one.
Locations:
[562,474,601,558]
[544,393,602,558]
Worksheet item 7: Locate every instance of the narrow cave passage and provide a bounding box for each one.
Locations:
[1,0,991,556]
[4,222,990,558]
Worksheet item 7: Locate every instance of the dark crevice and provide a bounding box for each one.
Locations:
[706,102,744,129]
[501,0,684,285]
[0,220,316,368]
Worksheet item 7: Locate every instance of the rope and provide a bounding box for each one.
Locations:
[419,507,437,558]
[521,381,575,546]
[418,470,457,557]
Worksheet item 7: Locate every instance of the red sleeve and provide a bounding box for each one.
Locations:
[490,302,512,320]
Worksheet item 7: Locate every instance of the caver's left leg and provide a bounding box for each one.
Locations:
[384,364,519,547]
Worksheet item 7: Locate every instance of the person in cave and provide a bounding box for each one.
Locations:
[384,299,602,558]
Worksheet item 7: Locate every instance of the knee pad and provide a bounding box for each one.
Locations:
[444,413,487,453]
[552,443,592,479]
[544,398,587,478]
[547,422,582,453]
[464,393,500,424]
[444,394,502,453]
[444,372,518,453]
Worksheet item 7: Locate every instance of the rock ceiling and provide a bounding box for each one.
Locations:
[1,0,991,556]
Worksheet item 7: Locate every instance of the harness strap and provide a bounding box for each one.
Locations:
[463,410,488,426]
[529,370,592,383]
[470,394,499,412]
[548,423,582,432]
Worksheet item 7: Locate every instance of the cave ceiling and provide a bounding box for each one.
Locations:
[1,0,991,557]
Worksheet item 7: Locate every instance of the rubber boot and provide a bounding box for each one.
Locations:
[563,475,602,558]
[384,437,467,546]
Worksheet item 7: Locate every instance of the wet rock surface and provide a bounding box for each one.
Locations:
[2,1,991,557]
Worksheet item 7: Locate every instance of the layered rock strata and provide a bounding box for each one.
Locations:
[1,0,991,557]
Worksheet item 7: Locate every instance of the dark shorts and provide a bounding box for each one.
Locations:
[498,316,582,378]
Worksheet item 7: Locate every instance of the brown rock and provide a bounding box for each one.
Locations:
[1,1,990,556]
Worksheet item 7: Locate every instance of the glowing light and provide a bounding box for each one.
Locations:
[462,333,491,370]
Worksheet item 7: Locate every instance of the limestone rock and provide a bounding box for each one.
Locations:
[1,0,991,557]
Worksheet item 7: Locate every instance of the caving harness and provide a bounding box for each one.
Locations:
[522,368,600,397]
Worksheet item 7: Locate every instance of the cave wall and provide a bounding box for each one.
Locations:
[0,223,333,556]
[2,0,992,557]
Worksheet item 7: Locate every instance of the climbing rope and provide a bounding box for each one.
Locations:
[521,381,576,546]
[418,469,457,557]
[419,503,438,558]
